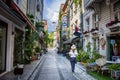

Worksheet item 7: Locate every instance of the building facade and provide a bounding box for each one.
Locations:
[84,0,120,60]
[27,0,44,25]
[0,0,36,76]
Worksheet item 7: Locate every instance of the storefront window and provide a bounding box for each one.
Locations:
[109,36,120,60]
[0,20,7,74]
[114,0,120,21]
[86,18,90,31]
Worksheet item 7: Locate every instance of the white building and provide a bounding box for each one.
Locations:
[83,0,99,54]
[69,1,81,38]
[84,0,120,60]
[27,0,44,24]
[0,0,35,76]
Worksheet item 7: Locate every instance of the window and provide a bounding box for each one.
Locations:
[114,0,120,21]
[86,18,90,31]
[70,5,73,20]
[74,5,77,15]
[16,0,19,4]
[16,0,22,8]
[0,20,7,74]
[93,14,99,28]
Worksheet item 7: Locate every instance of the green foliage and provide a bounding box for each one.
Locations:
[14,30,24,65]
[86,42,91,52]
[26,14,34,23]
[24,27,36,63]
[48,32,54,47]
[73,0,82,6]
[87,52,101,63]
[76,50,89,62]
[35,46,41,52]
[76,49,101,63]
[44,30,49,47]
[108,64,120,71]
[24,14,37,64]
[87,71,113,80]
[93,52,101,59]
[58,11,62,22]
[35,22,44,31]
[87,41,101,63]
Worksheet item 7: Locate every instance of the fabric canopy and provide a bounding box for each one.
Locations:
[63,36,80,45]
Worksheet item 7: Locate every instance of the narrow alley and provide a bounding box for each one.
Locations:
[29,49,95,80]
[1,0,120,80]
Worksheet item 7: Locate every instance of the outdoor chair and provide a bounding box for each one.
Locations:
[95,57,109,75]
[86,62,98,71]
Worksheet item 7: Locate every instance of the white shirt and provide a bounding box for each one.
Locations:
[69,50,78,57]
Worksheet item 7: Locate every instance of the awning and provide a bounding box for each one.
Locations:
[63,36,80,45]
[10,0,36,31]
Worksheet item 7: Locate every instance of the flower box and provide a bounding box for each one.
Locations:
[106,21,120,28]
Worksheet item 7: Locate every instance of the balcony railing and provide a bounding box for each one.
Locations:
[106,20,120,32]
[106,21,120,28]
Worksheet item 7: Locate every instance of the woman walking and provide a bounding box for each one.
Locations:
[69,44,78,73]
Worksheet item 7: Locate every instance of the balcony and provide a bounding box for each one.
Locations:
[90,27,99,34]
[106,20,120,32]
[85,0,103,10]
[83,30,89,37]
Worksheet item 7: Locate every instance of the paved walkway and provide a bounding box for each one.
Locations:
[0,57,43,80]
[0,49,96,80]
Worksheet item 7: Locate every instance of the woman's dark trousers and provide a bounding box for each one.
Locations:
[70,57,76,72]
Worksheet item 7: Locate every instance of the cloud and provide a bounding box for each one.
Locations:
[45,0,65,22]
[44,0,66,32]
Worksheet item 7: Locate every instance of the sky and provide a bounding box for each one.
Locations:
[43,0,66,33]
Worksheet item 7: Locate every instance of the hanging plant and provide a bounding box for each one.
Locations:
[73,0,82,6]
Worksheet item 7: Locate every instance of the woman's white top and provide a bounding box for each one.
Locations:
[69,50,78,57]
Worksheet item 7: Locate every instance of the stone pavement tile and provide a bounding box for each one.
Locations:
[0,58,42,80]
[60,56,96,80]
[73,63,97,80]
[21,59,41,80]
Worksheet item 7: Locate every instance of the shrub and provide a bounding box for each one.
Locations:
[76,50,89,62]
[35,46,41,52]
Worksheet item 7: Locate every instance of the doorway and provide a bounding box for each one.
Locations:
[0,20,7,74]
[108,34,120,60]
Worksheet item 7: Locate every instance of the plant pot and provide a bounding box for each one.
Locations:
[14,64,24,75]
[31,56,36,61]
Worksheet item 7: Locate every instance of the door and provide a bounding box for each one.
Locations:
[0,20,7,74]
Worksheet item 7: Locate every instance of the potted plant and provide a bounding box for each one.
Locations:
[35,46,41,59]
[108,64,120,79]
